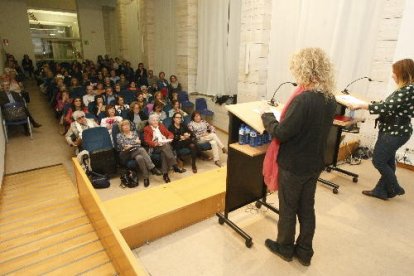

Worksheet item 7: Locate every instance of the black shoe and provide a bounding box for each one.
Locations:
[173,166,186,173]
[294,253,311,266]
[293,245,312,266]
[362,190,387,200]
[264,239,292,262]
[151,167,162,175]
[144,178,150,187]
[388,187,405,198]
[163,174,171,183]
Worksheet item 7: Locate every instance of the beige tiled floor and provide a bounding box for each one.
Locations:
[4,81,414,275]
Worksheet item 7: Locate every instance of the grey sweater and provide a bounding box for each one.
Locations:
[261,91,336,175]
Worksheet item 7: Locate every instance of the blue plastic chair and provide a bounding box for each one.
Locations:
[178,91,194,112]
[162,117,172,129]
[195,98,214,117]
[1,102,32,142]
[119,90,136,105]
[82,127,117,175]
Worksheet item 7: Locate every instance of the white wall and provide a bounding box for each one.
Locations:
[0,0,35,65]
[393,0,414,159]
[76,0,107,61]
[125,0,142,67]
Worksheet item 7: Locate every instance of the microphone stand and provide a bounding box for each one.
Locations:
[341,76,372,95]
[269,81,297,106]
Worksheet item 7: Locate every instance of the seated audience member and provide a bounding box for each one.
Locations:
[0,79,41,130]
[94,95,107,123]
[128,81,138,92]
[169,90,179,102]
[103,77,113,89]
[114,83,122,94]
[188,111,227,167]
[153,91,167,105]
[64,97,89,127]
[22,54,34,79]
[100,105,123,136]
[115,96,130,119]
[156,72,169,95]
[136,92,147,106]
[128,101,148,131]
[55,90,72,118]
[168,99,187,118]
[140,85,153,102]
[169,112,198,173]
[69,77,81,93]
[81,72,91,86]
[109,69,120,84]
[65,110,99,148]
[83,85,96,107]
[94,82,105,95]
[104,87,116,105]
[8,71,23,93]
[150,102,167,121]
[135,62,148,87]
[116,120,162,187]
[168,75,182,98]
[147,69,158,92]
[144,114,185,183]
[119,73,129,89]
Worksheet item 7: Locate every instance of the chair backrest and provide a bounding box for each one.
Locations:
[82,127,113,153]
[163,104,172,113]
[178,91,189,103]
[162,117,172,129]
[70,86,86,98]
[183,115,191,126]
[2,102,27,121]
[195,98,208,111]
[120,90,136,105]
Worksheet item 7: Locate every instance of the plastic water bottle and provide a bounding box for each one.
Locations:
[250,130,257,147]
[244,126,251,145]
[238,124,245,145]
[257,134,263,146]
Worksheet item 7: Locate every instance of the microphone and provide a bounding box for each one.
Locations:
[269,81,297,106]
[341,76,372,95]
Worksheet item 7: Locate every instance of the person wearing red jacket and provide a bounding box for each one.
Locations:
[144,114,186,183]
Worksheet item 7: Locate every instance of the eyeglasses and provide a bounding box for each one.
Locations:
[77,116,85,119]
[174,116,182,119]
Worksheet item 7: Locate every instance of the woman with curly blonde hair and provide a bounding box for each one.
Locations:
[261,48,337,266]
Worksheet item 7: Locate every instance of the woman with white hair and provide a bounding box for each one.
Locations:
[143,113,185,183]
[65,110,99,148]
[261,48,337,266]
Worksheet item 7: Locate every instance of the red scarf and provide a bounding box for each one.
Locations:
[262,86,306,191]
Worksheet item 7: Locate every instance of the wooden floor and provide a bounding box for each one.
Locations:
[0,165,117,275]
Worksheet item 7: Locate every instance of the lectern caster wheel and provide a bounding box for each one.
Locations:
[218,217,225,225]
[326,167,332,172]
[245,239,253,248]
[333,188,338,194]
[352,177,358,183]
[255,201,262,209]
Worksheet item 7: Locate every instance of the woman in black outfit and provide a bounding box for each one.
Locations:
[168,112,198,173]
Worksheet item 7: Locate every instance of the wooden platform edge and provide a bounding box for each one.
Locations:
[72,158,147,276]
[121,192,225,249]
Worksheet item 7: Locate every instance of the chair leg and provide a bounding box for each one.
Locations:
[3,120,8,143]
[27,118,33,139]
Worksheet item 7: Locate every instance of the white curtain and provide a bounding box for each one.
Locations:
[196,0,241,96]
[153,0,177,77]
[266,0,384,103]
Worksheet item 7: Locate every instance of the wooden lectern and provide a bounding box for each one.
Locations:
[319,94,368,193]
[216,101,281,248]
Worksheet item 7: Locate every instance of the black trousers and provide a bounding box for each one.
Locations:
[276,167,320,260]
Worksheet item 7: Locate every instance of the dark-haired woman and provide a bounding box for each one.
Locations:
[352,58,414,200]
[169,112,198,173]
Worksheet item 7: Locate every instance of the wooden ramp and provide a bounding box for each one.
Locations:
[0,165,117,275]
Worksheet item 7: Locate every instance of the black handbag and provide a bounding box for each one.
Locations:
[87,170,110,189]
[120,170,138,188]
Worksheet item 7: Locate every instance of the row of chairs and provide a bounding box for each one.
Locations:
[81,120,212,175]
